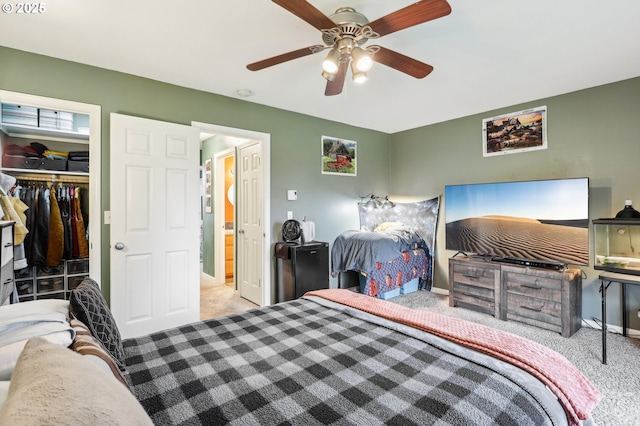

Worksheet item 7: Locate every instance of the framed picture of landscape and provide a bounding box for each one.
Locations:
[482,105,547,157]
[321,135,357,176]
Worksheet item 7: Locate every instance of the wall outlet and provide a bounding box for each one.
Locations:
[287,211,293,220]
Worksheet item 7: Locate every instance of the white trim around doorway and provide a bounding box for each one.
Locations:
[192,121,271,307]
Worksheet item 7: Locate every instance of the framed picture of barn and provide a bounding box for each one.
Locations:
[321,135,357,176]
[482,105,547,157]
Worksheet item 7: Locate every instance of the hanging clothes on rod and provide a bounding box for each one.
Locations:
[47,187,64,267]
[73,186,89,259]
[58,186,73,260]
[0,173,30,271]
[9,177,89,270]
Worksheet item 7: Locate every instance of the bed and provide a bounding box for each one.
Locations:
[332,225,431,298]
[331,198,440,298]
[0,281,600,426]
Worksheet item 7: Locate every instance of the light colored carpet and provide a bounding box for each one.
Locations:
[200,275,258,320]
[390,289,640,426]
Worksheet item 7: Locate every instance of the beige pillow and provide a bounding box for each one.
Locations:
[0,337,152,426]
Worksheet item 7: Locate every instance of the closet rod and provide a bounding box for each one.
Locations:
[15,174,89,185]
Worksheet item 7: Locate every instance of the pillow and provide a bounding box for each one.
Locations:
[69,278,125,371]
[0,337,152,425]
[0,299,69,327]
[69,318,129,389]
[0,329,74,381]
[373,221,404,232]
[0,320,73,348]
[0,299,74,380]
[0,381,9,409]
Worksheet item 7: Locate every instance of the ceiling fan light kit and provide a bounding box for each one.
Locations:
[350,63,368,84]
[351,47,373,72]
[322,48,341,74]
[247,0,452,96]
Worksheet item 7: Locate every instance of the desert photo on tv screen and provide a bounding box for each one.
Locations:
[445,178,589,265]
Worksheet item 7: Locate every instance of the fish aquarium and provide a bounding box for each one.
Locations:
[593,219,640,275]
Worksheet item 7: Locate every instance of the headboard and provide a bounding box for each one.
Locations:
[358,196,440,284]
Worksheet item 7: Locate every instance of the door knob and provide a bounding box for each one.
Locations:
[114,242,125,250]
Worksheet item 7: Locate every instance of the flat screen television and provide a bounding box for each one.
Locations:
[445,177,589,266]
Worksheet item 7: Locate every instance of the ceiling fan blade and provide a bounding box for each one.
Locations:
[325,61,348,96]
[371,46,434,79]
[368,0,452,37]
[247,45,325,71]
[272,0,336,31]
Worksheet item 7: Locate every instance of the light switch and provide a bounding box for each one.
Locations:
[287,189,297,200]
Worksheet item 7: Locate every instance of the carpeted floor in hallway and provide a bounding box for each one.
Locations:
[200,274,258,320]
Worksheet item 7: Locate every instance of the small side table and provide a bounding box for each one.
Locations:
[599,271,640,364]
[275,241,329,302]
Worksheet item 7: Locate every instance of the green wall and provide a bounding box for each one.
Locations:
[0,46,390,301]
[2,45,639,331]
[390,76,640,331]
[200,137,216,277]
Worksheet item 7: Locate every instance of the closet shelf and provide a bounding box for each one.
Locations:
[0,123,89,144]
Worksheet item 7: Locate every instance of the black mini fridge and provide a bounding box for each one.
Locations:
[274,241,329,302]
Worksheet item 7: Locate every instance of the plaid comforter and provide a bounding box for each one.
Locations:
[124,296,568,426]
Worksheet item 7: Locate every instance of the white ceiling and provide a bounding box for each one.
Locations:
[1,0,639,133]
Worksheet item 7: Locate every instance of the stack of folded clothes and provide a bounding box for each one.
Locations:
[67,151,89,173]
[2,142,73,172]
[2,144,43,170]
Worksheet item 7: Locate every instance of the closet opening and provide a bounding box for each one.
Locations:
[0,90,101,303]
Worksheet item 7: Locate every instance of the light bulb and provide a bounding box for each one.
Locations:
[351,47,373,72]
[321,70,336,81]
[322,49,340,74]
[352,71,368,84]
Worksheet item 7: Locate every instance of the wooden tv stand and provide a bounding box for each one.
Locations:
[449,257,582,337]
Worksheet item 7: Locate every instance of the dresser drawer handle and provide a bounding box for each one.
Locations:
[521,283,542,290]
[520,305,543,312]
[3,278,12,284]
[3,242,11,248]
[462,274,480,280]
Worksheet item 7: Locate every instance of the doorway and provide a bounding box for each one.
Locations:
[0,90,102,287]
[194,122,271,318]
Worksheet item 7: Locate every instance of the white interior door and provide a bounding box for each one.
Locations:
[237,141,263,305]
[110,113,200,338]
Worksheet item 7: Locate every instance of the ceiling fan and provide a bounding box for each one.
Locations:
[247,0,452,96]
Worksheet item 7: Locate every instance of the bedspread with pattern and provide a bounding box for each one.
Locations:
[361,248,430,297]
[123,294,573,425]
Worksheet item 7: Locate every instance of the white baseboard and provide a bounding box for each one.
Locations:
[582,318,640,339]
[200,272,216,285]
[430,287,449,296]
